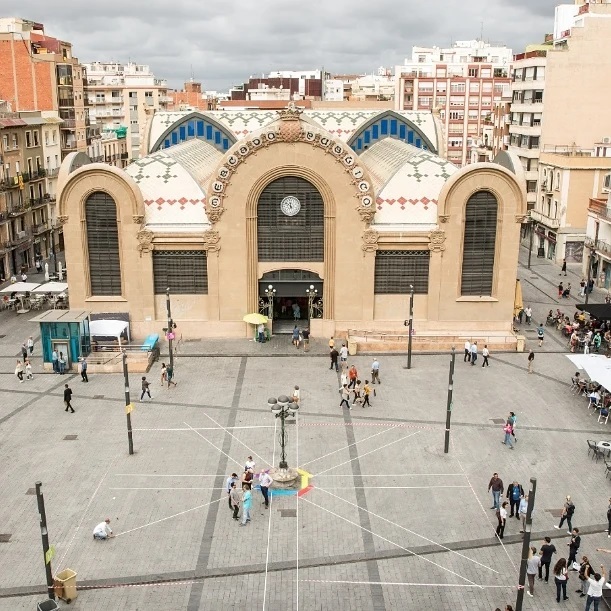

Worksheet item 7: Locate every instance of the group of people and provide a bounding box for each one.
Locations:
[226,456,273,526]
[490,473,610,608]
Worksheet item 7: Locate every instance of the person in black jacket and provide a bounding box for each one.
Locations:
[507,481,524,519]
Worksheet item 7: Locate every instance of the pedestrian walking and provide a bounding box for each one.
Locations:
[488,473,504,510]
[302,328,310,352]
[160,363,167,386]
[464,339,471,362]
[140,376,152,402]
[371,358,381,384]
[64,384,74,413]
[230,482,242,520]
[92,518,114,540]
[567,528,581,569]
[470,341,478,365]
[526,546,540,597]
[25,359,33,380]
[27,336,34,355]
[339,343,348,367]
[561,258,567,276]
[527,349,534,374]
[584,566,606,610]
[553,558,569,602]
[21,342,28,362]
[482,344,490,367]
[507,412,517,443]
[554,495,575,533]
[347,365,358,389]
[259,470,273,508]
[226,473,239,510]
[80,357,88,382]
[52,349,58,374]
[518,494,528,532]
[14,359,24,382]
[539,537,556,582]
[239,483,252,526]
[329,348,339,371]
[339,384,351,409]
[537,323,545,347]
[501,422,514,449]
[362,380,372,408]
[166,364,177,388]
[507,481,524,518]
[496,501,508,539]
[58,351,66,375]
[577,556,592,598]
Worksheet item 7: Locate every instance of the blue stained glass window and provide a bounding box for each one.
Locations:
[390,120,398,135]
[380,120,388,135]
[196,121,204,136]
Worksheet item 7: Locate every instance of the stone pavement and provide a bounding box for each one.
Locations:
[1,331,611,610]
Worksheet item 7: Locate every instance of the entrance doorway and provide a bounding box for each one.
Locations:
[259,270,323,334]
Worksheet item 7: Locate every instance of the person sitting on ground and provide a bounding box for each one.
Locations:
[93,518,114,540]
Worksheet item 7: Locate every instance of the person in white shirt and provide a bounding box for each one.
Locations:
[464,340,471,363]
[585,565,606,610]
[93,518,114,540]
[259,471,273,508]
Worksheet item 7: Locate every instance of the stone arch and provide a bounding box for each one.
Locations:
[348,110,438,154]
[150,111,237,153]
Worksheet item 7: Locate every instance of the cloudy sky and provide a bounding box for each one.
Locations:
[12,0,559,91]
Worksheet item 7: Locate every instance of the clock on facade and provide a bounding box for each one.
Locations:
[280,196,301,216]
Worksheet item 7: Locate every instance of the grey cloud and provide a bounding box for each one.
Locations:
[12,0,558,90]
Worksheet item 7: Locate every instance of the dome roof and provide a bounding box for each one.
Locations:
[360,139,458,229]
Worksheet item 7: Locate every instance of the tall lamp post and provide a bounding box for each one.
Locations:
[306,284,318,319]
[268,395,299,469]
[404,284,414,369]
[165,287,175,369]
[265,284,276,320]
[515,477,537,611]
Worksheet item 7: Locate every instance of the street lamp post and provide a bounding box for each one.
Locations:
[165,287,174,369]
[515,477,537,611]
[122,350,134,455]
[268,395,299,469]
[306,284,318,319]
[265,284,276,320]
[443,347,456,454]
[404,285,414,369]
[35,481,55,601]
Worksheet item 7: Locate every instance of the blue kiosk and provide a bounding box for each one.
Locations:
[29,310,91,371]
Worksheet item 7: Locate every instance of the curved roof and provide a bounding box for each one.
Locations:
[361,139,458,229]
[147,109,439,154]
[124,139,222,229]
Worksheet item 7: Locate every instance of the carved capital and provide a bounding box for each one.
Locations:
[438,215,450,224]
[136,229,154,256]
[132,214,145,225]
[57,215,69,226]
[428,229,446,252]
[361,229,380,254]
[202,229,221,253]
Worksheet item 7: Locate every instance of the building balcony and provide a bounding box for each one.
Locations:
[530,209,560,228]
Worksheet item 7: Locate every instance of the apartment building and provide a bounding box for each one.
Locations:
[519,0,611,261]
[83,61,169,160]
[394,40,512,166]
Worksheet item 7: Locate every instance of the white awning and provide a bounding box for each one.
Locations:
[32,282,69,294]
[0,282,42,293]
[90,319,130,344]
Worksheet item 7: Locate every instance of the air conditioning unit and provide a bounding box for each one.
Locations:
[604,173,611,193]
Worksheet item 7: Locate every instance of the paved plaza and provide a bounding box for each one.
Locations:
[0,249,610,610]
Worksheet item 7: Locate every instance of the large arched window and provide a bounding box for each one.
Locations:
[461,191,498,296]
[85,191,122,295]
[257,177,324,261]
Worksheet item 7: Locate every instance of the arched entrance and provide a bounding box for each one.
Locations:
[258,270,323,334]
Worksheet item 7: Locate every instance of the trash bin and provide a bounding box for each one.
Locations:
[37,600,59,611]
[55,569,78,602]
[348,339,357,356]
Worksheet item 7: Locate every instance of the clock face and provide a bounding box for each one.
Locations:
[280,196,301,217]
